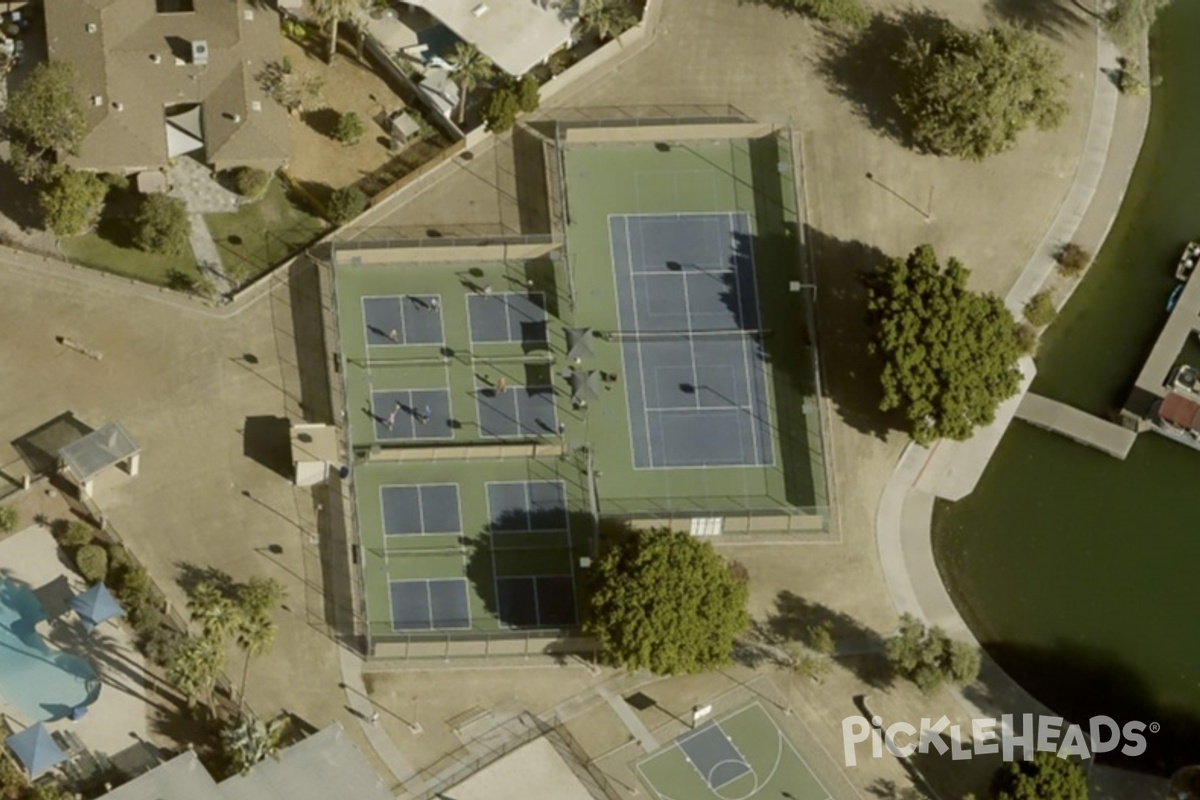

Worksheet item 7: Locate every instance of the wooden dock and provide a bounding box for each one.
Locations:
[1016,393,1136,459]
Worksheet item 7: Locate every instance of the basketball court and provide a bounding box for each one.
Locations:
[636,702,829,800]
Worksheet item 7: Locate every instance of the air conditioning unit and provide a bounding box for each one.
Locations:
[191,40,208,65]
[92,96,103,107]
[471,3,488,16]
[85,22,97,33]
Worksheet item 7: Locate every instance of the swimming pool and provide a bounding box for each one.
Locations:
[0,578,100,722]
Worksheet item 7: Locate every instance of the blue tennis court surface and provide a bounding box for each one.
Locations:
[678,722,752,790]
[467,292,548,344]
[389,578,471,630]
[363,294,444,346]
[609,212,773,469]
[370,389,454,441]
[495,575,576,627]
[487,481,569,532]
[476,385,558,438]
[381,484,461,535]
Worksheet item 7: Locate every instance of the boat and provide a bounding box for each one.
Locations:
[1168,283,1184,312]
[1177,241,1200,281]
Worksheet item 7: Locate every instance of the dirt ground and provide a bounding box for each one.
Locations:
[279,37,433,195]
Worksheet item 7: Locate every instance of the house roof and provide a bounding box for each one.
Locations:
[1159,392,1200,432]
[406,0,578,76]
[44,0,290,172]
[98,725,392,800]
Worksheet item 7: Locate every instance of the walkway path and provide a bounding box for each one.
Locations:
[169,157,243,294]
[875,18,1166,799]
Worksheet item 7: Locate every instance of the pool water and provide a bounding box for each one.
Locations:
[0,579,100,722]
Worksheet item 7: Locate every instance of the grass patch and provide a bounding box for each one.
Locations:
[205,179,328,285]
[60,218,198,287]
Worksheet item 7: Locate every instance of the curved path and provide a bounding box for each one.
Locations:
[874,17,1163,792]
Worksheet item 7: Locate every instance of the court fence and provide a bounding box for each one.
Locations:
[369,629,597,660]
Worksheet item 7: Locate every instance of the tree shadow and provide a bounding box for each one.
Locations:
[302,107,341,139]
[805,226,901,439]
[0,157,44,231]
[814,8,947,146]
[984,0,1093,40]
[766,589,892,687]
[174,562,237,598]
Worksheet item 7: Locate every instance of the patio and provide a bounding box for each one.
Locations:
[0,526,158,782]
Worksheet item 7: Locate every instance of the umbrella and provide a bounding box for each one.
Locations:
[569,371,602,406]
[5,722,66,777]
[69,583,125,632]
[564,328,596,363]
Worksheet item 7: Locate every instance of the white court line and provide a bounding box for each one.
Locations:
[624,214,657,468]
[736,212,775,468]
[720,213,754,468]
[415,484,426,535]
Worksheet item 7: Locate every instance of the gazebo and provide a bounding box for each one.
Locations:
[5,722,66,777]
[564,328,596,364]
[70,583,125,632]
[569,370,602,408]
[57,421,140,499]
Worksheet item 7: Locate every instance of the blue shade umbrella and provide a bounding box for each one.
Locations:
[69,583,125,632]
[5,722,66,776]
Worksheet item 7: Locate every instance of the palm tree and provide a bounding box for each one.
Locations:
[188,580,239,640]
[577,0,637,42]
[234,612,277,707]
[166,636,224,709]
[220,713,288,775]
[309,0,369,65]
[237,576,287,619]
[447,42,494,125]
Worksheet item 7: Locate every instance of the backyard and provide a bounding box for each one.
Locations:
[206,180,328,284]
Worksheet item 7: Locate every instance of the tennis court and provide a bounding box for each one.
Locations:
[389,578,471,630]
[381,483,462,536]
[475,385,559,438]
[610,212,773,469]
[468,292,548,344]
[363,294,445,346]
[637,702,830,800]
[487,480,570,532]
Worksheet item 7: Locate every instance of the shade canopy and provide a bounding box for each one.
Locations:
[5,722,67,776]
[569,370,602,405]
[70,582,125,632]
[58,421,139,483]
[564,328,596,363]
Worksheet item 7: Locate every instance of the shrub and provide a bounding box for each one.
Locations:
[326,186,368,224]
[778,0,871,28]
[482,84,521,133]
[232,167,272,198]
[885,613,981,692]
[333,111,365,144]
[133,194,191,255]
[1023,290,1057,328]
[1017,322,1039,356]
[0,506,17,534]
[1057,243,1092,277]
[75,544,109,584]
[142,623,181,668]
[106,543,133,580]
[807,620,836,656]
[516,74,540,113]
[39,169,108,237]
[60,521,94,549]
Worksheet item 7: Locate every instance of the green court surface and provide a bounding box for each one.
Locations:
[636,702,830,800]
[562,135,829,516]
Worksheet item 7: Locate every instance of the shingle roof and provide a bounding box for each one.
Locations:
[45,0,290,172]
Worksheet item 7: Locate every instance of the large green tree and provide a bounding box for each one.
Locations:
[1103,0,1172,53]
[867,244,1023,445]
[233,577,286,704]
[39,169,107,237]
[894,22,1068,160]
[133,194,191,256]
[6,61,87,157]
[577,0,638,41]
[992,751,1088,800]
[884,613,981,693]
[586,528,750,674]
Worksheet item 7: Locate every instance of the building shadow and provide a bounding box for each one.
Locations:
[286,256,336,424]
[242,415,293,480]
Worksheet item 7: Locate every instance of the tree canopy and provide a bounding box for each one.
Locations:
[1103,0,1172,53]
[39,169,108,237]
[884,613,981,693]
[894,22,1068,160]
[992,751,1088,800]
[133,195,191,256]
[867,244,1024,445]
[6,61,87,156]
[585,528,750,674]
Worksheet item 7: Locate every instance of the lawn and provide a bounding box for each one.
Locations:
[204,180,328,284]
[59,218,198,288]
